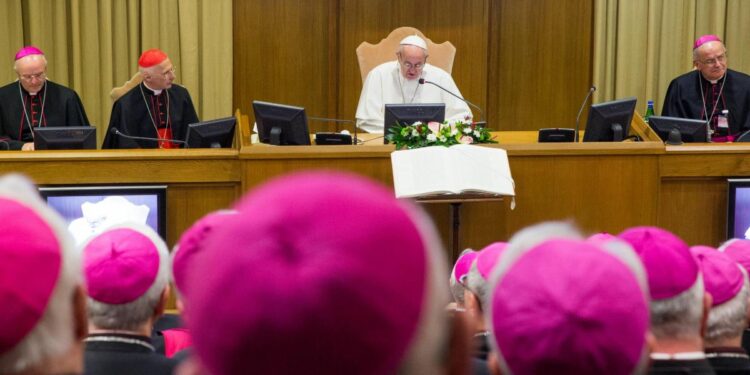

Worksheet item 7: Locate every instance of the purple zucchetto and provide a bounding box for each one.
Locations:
[14,46,44,61]
[720,239,750,276]
[172,210,237,297]
[452,249,478,285]
[618,226,699,300]
[691,245,744,306]
[83,224,167,305]
[476,242,507,279]
[694,34,722,50]
[187,171,448,375]
[489,238,649,375]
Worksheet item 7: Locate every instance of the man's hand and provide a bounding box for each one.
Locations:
[21,142,35,151]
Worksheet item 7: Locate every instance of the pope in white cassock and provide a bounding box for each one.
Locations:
[355,35,473,134]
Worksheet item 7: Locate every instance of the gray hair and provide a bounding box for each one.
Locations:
[465,261,490,308]
[692,42,726,63]
[650,275,705,341]
[13,54,47,72]
[705,271,750,346]
[397,44,429,59]
[86,224,170,331]
[0,174,81,373]
[449,248,474,305]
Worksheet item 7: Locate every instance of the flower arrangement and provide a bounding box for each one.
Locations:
[386,118,496,149]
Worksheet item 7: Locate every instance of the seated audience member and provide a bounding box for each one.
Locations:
[0,46,90,150]
[152,209,237,359]
[719,239,750,355]
[463,242,507,359]
[0,174,87,375]
[355,35,472,133]
[102,48,198,149]
[662,34,750,142]
[450,248,479,307]
[691,245,750,374]
[183,171,470,375]
[486,222,651,375]
[619,226,715,374]
[81,223,176,375]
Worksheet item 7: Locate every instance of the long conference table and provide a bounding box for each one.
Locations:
[1,122,747,257]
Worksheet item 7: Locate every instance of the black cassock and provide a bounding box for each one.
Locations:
[0,80,90,150]
[102,82,199,149]
[662,69,750,138]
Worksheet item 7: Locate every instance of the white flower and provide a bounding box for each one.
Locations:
[450,128,458,136]
[463,127,472,134]
[473,130,481,137]
[412,121,423,126]
[426,134,437,142]
[411,129,419,137]
[439,136,447,142]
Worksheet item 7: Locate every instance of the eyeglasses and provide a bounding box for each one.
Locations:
[162,67,176,78]
[700,53,727,66]
[19,72,46,82]
[401,61,424,70]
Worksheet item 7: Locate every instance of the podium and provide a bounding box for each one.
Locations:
[415,192,505,260]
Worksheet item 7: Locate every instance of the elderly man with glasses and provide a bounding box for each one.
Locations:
[0,46,90,150]
[662,34,750,142]
[102,48,198,149]
[355,35,473,134]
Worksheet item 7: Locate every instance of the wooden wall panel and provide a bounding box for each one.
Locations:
[488,0,593,131]
[232,0,336,132]
[233,0,594,134]
[658,178,727,246]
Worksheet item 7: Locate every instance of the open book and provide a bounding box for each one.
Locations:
[391,144,515,202]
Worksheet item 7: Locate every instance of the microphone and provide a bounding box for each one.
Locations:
[418,78,485,123]
[574,85,597,142]
[308,116,359,145]
[110,128,188,148]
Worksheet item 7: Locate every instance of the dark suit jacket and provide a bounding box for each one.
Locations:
[84,334,176,375]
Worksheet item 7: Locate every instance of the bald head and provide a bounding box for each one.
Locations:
[14,54,47,94]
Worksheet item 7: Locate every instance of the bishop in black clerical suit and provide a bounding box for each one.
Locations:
[662,35,750,142]
[0,46,89,150]
[102,48,198,149]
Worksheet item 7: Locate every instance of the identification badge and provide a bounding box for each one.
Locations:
[718,110,729,129]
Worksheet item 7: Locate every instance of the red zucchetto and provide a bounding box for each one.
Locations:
[138,48,168,68]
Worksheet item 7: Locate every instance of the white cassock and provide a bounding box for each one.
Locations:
[355,61,473,134]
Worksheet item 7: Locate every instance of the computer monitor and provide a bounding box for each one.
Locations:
[727,179,750,240]
[185,117,236,148]
[582,97,637,142]
[38,185,167,244]
[383,103,446,144]
[34,126,96,150]
[252,100,311,145]
[648,116,708,144]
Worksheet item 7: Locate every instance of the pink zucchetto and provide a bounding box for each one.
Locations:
[452,249,478,284]
[14,46,44,61]
[691,245,744,306]
[489,238,649,375]
[172,209,237,297]
[694,34,722,50]
[186,171,449,375]
[83,224,167,305]
[618,226,699,300]
[719,239,750,275]
[476,242,507,279]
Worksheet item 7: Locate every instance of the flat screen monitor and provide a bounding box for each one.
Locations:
[34,126,96,150]
[648,116,708,144]
[38,185,167,244]
[252,100,311,145]
[582,97,637,142]
[727,179,750,240]
[185,117,236,148]
[383,103,446,144]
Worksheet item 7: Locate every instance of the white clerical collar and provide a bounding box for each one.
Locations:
[650,352,706,360]
[143,82,163,96]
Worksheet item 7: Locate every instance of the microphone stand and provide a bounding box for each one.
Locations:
[418,79,485,123]
[111,128,188,148]
[575,86,597,142]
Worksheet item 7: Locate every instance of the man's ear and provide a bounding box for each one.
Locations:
[154,284,170,319]
[73,285,88,340]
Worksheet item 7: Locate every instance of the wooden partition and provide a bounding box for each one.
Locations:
[233,0,594,133]
[0,149,242,247]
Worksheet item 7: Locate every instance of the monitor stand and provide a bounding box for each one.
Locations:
[270,126,282,145]
[666,128,683,145]
[611,123,624,142]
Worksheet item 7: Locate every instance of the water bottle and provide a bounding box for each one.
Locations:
[644,100,655,124]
